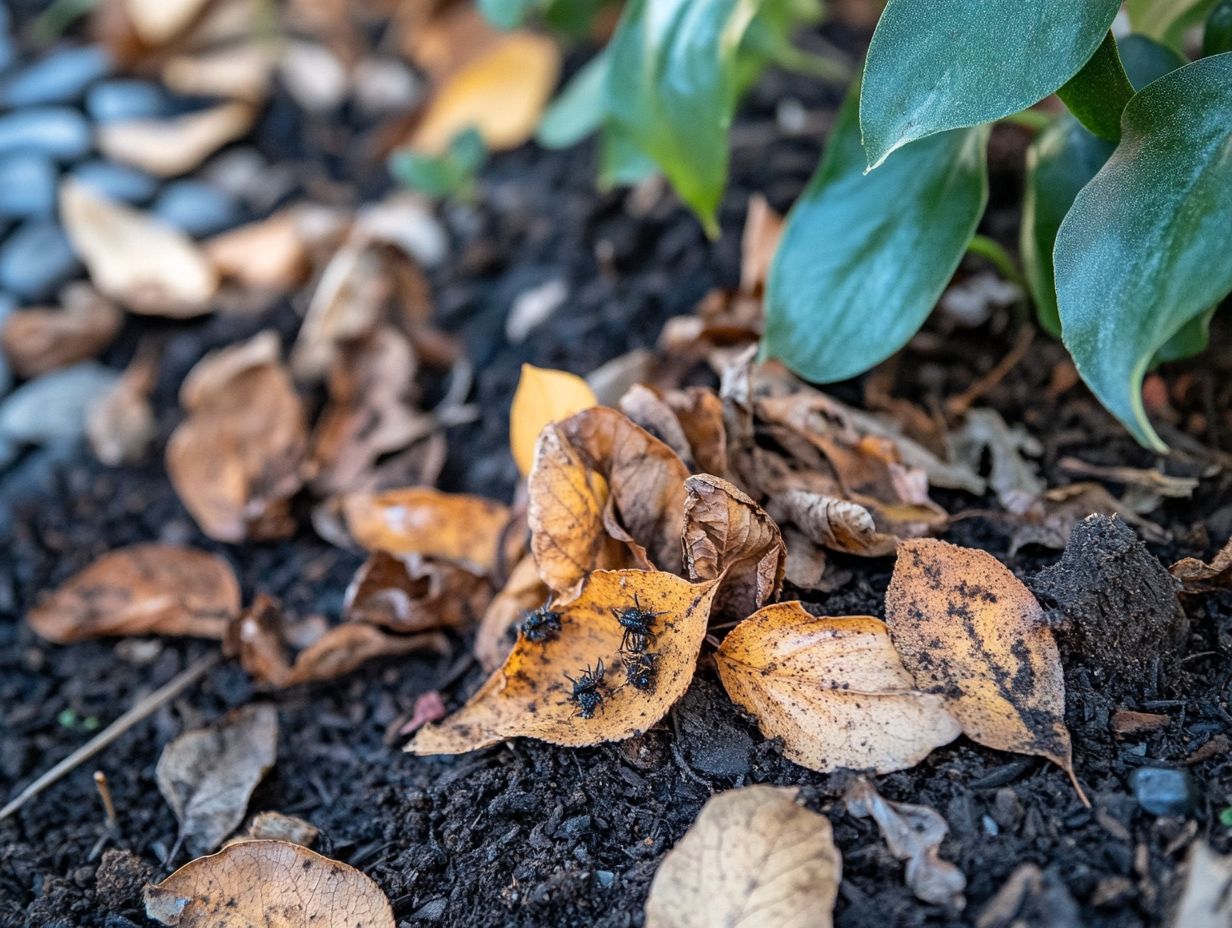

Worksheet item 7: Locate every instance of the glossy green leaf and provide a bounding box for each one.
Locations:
[1206,0,1232,54]
[537,51,608,149]
[605,0,760,236]
[1056,53,1232,450]
[860,0,1121,169]
[597,124,656,189]
[764,86,988,382]
[389,129,486,199]
[1056,32,1134,142]
[1128,0,1218,48]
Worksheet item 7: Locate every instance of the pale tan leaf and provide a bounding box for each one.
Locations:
[1170,842,1232,928]
[769,488,899,556]
[123,0,210,44]
[97,103,255,177]
[204,211,310,291]
[509,363,597,476]
[715,603,960,774]
[88,345,158,466]
[163,45,274,103]
[342,552,491,633]
[644,785,841,928]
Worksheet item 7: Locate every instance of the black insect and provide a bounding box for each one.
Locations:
[620,647,658,692]
[566,660,608,719]
[520,603,562,643]
[611,594,667,653]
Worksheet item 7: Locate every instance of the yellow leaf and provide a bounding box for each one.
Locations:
[885,539,1085,801]
[509,363,596,476]
[410,570,718,753]
[716,602,960,774]
[644,785,841,928]
[411,32,561,155]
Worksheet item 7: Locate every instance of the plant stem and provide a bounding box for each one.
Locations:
[967,234,1025,289]
[1056,31,1134,143]
[1000,109,1053,132]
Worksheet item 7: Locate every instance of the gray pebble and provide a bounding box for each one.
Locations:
[0,45,112,108]
[71,159,158,203]
[1130,767,1196,817]
[153,180,242,237]
[0,3,13,73]
[0,219,80,300]
[86,79,171,123]
[0,293,14,396]
[0,361,119,446]
[0,151,57,218]
[0,107,92,162]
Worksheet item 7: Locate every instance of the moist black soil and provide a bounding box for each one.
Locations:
[4,23,1232,928]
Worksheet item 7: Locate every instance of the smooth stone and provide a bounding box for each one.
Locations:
[85,79,171,123]
[0,151,56,218]
[0,294,14,396]
[0,220,80,300]
[152,180,242,237]
[0,4,13,73]
[0,361,119,446]
[71,159,159,204]
[1130,767,1196,817]
[0,46,112,107]
[0,108,92,162]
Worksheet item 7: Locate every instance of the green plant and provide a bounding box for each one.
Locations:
[516,0,1232,450]
[389,128,488,200]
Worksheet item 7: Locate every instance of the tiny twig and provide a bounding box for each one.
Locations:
[946,327,1035,417]
[93,771,117,828]
[0,652,220,822]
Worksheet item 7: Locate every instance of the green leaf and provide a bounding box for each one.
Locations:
[1056,53,1232,450]
[860,0,1121,169]
[597,124,657,189]
[537,51,609,149]
[1119,34,1190,88]
[389,129,487,199]
[1128,0,1218,48]
[764,85,988,382]
[1056,31,1134,142]
[1206,0,1232,55]
[478,0,540,29]
[605,0,761,236]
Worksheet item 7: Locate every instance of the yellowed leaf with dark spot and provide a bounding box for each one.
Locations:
[885,539,1083,799]
[341,487,510,572]
[509,363,597,476]
[716,603,960,774]
[26,543,239,643]
[143,840,394,927]
[474,554,548,672]
[682,474,784,619]
[644,785,840,928]
[410,570,718,753]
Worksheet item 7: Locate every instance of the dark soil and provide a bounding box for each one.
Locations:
[4,19,1232,928]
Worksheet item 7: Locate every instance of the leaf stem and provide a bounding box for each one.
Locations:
[967,235,1026,289]
[1000,109,1053,132]
[1056,31,1134,142]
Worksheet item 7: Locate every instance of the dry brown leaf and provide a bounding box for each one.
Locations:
[528,407,689,594]
[341,486,510,571]
[1170,537,1232,593]
[343,552,491,633]
[768,489,899,557]
[205,211,310,291]
[619,384,696,467]
[291,243,390,381]
[88,344,159,466]
[1170,842,1232,928]
[739,194,784,296]
[682,474,785,619]
[26,543,239,643]
[400,1,502,80]
[123,0,210,45]
[510,363,597,476]
[950,409,1044,514]
[97,103,255,177]
[716,603,960,774]
[474,553,548,672]
[1,285,122,378]
[644,785,841,928]
[167,331,308,542]
[411,570,719,753]
[885,539,1083,800]
[665,387,729,479]
[60,180,219,317]
[410,32,560,155]
[1009,481,1167,554]
[156,704,278,856]
[143,839,394,927]
[227,811,319,848]
[162,45,274,103]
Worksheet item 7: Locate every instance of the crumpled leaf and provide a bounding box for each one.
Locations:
[205,210,311,292]
[509,363,597,476]
[620,384,696,467]
[1170,537,1232,593]
[26,543,239,644]
[341,487,511,572]
[1009,481,1167,554]
[97,102,255,177]
[644,785,841,928]
[845,777,967,908]
[411,570,719,753]
[1170,842,1232,928]
[143,840,394,927]
[768,489,899,557]
[226,811,319,848]
[1,285,122,378]
[950,409,1045,514]
[343,552,491,633]
[885,539,1083,800]
[528,407,689,594]
[60,180,218,318]
[682,474,785,619]
[167,332,308,542]
[156,704,278,856]
[474,553,549,672]
[715,603,960,774]
[88,344,158,466]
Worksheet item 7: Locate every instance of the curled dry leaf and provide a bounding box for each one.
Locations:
[26,543,239,644]
[411,570,719,753]
[474,553,548,672]
[1,285,122,378]
[143,840,394,928]
[1170,842,1232,928]
[644,785,841,928]
[60,180,218,317]
[341,487,510,572]
[715,603,960,774]
[509,363,597,476]
[682,474,785,619]
[885,539,1083,800]
[528,407,689,594]
[343,552,491,633]
[156,704,278,856]
[227,811,319,848]
[97,103,255,177]
[88,344,159,466]
[410,32,560,155]
[768,489,899,557]
[1009,481,1167,554]
[205,210,310,292]
[620,384,696,468]
[1170,537,1232,593]
[167,331,308,542]
[845,777,967,909]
